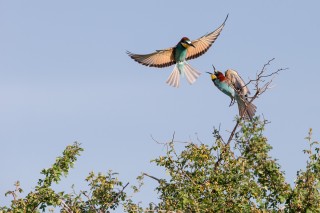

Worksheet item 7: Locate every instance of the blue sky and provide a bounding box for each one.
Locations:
[1,0,319,210]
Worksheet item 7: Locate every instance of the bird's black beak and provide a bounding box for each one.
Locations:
[206,72,213,74]
[190,43,195,48]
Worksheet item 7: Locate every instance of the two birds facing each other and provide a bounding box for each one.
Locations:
[127,14,256,120]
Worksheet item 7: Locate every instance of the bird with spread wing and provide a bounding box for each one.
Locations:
[207,67,256,120]
[127,15,228,88]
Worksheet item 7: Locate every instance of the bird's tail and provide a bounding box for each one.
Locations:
[183,62,201,85]
[166,62,201,88]
[237,96,257,120]
[166,65,181,88]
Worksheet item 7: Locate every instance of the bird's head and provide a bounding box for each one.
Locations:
[180,37,195,48]
[206,65,220,80]
[206,72,217,80]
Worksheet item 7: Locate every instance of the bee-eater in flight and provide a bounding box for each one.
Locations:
[127,15,228,88]
[207,67,256,120]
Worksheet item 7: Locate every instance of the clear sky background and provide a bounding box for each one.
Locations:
[1,0,319,211]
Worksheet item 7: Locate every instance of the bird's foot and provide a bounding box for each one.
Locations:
[229,99,235,107]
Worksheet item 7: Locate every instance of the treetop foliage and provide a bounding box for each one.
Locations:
[1,120,319,212]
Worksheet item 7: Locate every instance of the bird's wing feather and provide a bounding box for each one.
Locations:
[186,14,228,60]
[225,69,250,96]
[127,47,175,68]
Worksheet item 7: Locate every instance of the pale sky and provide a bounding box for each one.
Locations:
[1,1,319,211]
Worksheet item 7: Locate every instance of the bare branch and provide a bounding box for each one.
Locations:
[142,173,162,183]
[214,119,241,171]
[195,132,204,144]
[244,58,288,100]
[151,132,190,147]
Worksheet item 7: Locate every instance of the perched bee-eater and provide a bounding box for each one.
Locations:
[127,15,228,88]
[207,67,256,120]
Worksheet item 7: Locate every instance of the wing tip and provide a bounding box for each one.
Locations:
[219,14,229,28]
[126,50,134,57]
[224,14,229,23]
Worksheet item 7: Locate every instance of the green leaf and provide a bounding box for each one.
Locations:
[279,195,286,203]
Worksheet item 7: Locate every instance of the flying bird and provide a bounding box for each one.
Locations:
[207,67,256,120]
[127,15,228,88]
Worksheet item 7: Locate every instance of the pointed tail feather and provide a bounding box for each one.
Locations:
[166,62,201,87]
[237,96,257,120]
[183,62,201,85]
[166,65,180,88]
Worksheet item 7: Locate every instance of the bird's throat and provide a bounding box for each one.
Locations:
[175,45,188,62]
[181,42,189,49]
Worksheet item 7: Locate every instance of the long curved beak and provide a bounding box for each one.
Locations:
[212,65,216,72]
[206,72,213,74]
[190,43,195,48]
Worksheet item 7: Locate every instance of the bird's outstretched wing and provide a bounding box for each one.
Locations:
[225,69,250,96]
[186,14,228,60]
[126,47,175,68]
